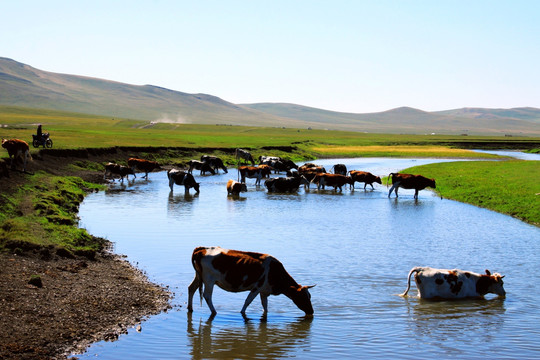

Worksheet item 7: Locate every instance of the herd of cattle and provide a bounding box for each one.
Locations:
[2,141,506,315]
[103,149,438,200]
[102,151,505,316]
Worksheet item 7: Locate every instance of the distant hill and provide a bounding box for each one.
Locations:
[1,57,539,135]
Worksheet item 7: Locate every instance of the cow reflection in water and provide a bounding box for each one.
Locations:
[167,191,198,217]
[187,312,313,359]
[403,296,506,345]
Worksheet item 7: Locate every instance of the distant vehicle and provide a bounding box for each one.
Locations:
[32,133,53,148]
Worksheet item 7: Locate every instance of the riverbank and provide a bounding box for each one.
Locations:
[0,145,538,359]
[0,148,178,360]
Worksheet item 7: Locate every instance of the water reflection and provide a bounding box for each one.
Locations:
[404,297,506,354]
[167,191,199,217]
[187,313,313,359]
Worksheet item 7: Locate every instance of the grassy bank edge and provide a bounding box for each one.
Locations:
[400,160,540,226]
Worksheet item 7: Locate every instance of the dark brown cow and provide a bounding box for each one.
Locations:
[2,139,31,172]
[387,173,436,199]
[188,246,314,316]
[168,169,200,194]
[265,176,310,192]
[238,166,267,185]
[104,162,135,183]
[188,160,216,175]
[227,179,247,195]
[349,170,382,190]
[312,173,354,191]
[201,155,228,173]
[401,267,506,300]
[298,163,327,173]
[128,157,161,179]
[331,164,347,175]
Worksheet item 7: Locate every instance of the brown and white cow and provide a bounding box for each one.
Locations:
[238,166,266,185]
[227,179,248,195]
[168,169,200,194]
[349,170,382,190]
[104,162,135,183]
[312,173,354,191]
[128,157,162,179]
[235,148,255,165]
[400,267,506,300]
[188,160,216,175]
[2,139,31,172]
[387,172,436,199]
[265,175,310,193]
[188,246,314,316]
[201,155,228,174]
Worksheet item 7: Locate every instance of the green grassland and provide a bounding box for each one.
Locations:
[401,160,540,226]
[0,106,539,255]
[1,105,538,159]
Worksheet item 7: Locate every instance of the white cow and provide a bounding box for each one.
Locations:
[401,266,506,299]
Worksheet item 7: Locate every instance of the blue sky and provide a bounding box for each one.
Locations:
[2,1,539,113]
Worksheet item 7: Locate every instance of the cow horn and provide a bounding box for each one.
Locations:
[306,285,316,289]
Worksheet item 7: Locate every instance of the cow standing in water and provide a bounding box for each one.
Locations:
[400,267,506,300]
[2,139,31,172]
[387,173,436,199]
[226,180,247,195]
[127,157,162,179]
[188,246,314,316]
[348,170,382,190]
[167,169,200,194]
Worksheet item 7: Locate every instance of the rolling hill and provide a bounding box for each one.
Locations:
[1,57,539,135]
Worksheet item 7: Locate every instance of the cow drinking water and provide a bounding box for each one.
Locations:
[188,246,314,316]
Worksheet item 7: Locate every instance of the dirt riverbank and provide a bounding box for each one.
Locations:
[0,147,182,359]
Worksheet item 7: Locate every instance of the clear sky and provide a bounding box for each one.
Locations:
[2,1,539,113]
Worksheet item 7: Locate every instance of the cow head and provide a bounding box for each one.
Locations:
[428,178,436,188]
[290,285,315,316]
[192,182,200,193]
[375,176,382,185]
[1,139,7,148]
[477,269,506,297]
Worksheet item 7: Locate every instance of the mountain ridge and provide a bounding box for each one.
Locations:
[1,57,539,135]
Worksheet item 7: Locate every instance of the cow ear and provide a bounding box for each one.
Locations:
[485,269,491,276]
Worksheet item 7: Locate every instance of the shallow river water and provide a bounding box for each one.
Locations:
[74,157,540,359]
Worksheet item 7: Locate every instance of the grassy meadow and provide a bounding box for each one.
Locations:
[0,105,538,255]
[401,160,540,226]
[1,105,537,159]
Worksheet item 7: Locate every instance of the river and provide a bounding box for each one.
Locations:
[74,156,540,359]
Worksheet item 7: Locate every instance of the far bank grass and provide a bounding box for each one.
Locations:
[402,160,540,226]
[311,145,496,158]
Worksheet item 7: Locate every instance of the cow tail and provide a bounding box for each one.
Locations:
[387,173,395,188]
[400,267,420,297]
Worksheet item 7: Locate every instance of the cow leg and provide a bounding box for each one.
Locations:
[388,183,399,197]
[168,177,175,191]
[260,293,269,314]
[241,289,260,315]
[414,189,419,199]
[202,283,217,315]
[144,171,149,179]
[187,274,202,312]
